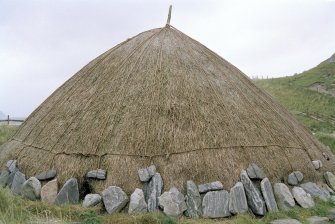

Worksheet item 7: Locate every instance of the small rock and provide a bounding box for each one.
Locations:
[147,165,156,177]
[0,169,9,187]
[261,178,278,212]
[323,152,330,160]
[21,177,41,200]
[246,163,266,179]
[86,169,106,180]
[270,219,302,224]
[288,171,304,186]
[158,187,187,217]
[10,171,26,195]
[41,179,58,204]
[324,172,335,191]
[83,194,102,208]
[306,216,330,224]
[35,170,57,181]
[54,178,79,205]
[198,181,223,193]
[312,160,322,170]
[185,180,202,218]
[129,188,147,214]
[274,183,295,210]
[202,190,231,218]
[138,168,150,182]
[102,186,129,214]
[300,182,330,202]
[240,170,266,216]
[6,160,17,173]
[292,186,314,208]
[144,173,163,212]
[229,182,248,214]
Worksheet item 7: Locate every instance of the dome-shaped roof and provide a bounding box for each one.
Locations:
[1,25,334,193]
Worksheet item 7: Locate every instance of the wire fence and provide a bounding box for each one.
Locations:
[0,115,25,125]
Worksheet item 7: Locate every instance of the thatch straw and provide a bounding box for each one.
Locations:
[0,26,334,194]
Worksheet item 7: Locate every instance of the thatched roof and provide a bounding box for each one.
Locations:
[1,25,334,193]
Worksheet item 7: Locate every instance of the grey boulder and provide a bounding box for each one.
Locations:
[287,171,304,186]
[202,190,231,218]
[10,171,26,195]
[102,186,128,214]
[147,165,156,177]
[185,180,202,218]
[270,219,302,224]
[54,178,79,205]
[6,160,17,173]
[324,171,335,191]
[240,170,266,216]
[0,169,9,187]
[83,194,102,208]
[274,183,295,210]
[21,177,41,200]
[138,168,150,182]
[144,172,163,212]
[229,182,248,214]
[312,160,322,170]
[35,170,57,181]
[306,216,330,224]
[158,187,187,217]
[86,169,106,180]
[261,178,278,212]
[198,181,223,193]
[128,188,147,214]
[300,182,330,202]
[292,186,315,208]
[41,179,58,204]
[246,163,266,179]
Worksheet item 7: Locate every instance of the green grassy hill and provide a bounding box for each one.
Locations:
[254,54,335,154]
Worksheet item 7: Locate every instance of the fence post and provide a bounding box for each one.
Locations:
[7,115,9,125]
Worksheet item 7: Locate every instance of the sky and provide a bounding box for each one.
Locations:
[0,0,335,117]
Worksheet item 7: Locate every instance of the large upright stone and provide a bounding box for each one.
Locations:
[324,172,335,191]
[21,177,41,201]
[229,182,248,214]
[246,163,266,179]
[274,183,295,211]
[83,194,102,208]
[54,178,79,205]
[35,170,57,181]
[41,179,58,204]
[0,169,9,187]
[158,187,187,217]
[292,186,314,208]
[287,171,304,186]
[300,182,331,202]
[240,170,266,216]
[185,180,202,218]
[6,160,17,173]
[198,181,223,193]
[144,173,163,212]
[261,178,278,212]
[102,186,128,214]
[128,188,147,214]
[10,171,26,195]
[202,190,231,218]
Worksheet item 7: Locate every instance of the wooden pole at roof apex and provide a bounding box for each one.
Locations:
[166,5,172,26]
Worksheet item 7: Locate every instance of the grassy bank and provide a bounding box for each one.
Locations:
[0,125,18,146]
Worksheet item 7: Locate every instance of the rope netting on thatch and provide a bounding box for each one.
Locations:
[0,26,334,193]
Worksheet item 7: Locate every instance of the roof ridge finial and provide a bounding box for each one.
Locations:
[166,5,172,27]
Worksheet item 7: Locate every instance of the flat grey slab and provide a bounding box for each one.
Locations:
[229,182,248,214]
[274,183,295,211]
[86,169,106,180]
[158,187,187,217]
[102,186,128,214]
[198,181,223,193]
[83,194,102,208]
[300,182,330,202]
[292,186,314,209]
[270,219,301,224]
[202,190,231,218]
[144,173,163,212]
[185,180,202,218]
[54,178,79,205]
[128,188,147,214]
[10,171,26,195]
[246,163,266,179]
[306,216,330,224]
[35,170,57,181]
[261,178,278,212]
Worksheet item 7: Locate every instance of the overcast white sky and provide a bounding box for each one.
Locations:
[0,0,335,117]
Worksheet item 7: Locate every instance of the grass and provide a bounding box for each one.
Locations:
[0,125,18,146]
[254,60,335,154]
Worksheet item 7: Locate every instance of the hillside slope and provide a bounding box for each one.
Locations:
[255,53,335,153]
